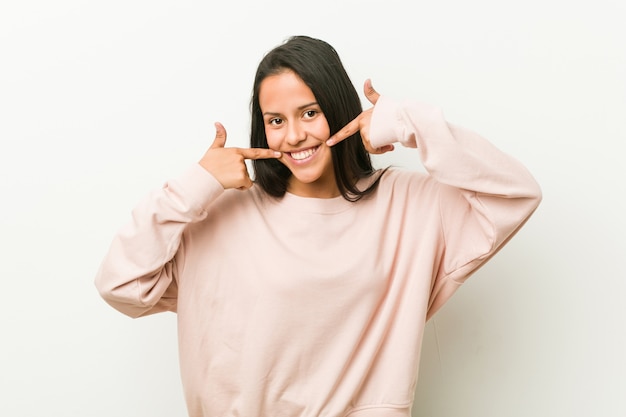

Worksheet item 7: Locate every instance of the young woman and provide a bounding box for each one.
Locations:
[95,36,542,417]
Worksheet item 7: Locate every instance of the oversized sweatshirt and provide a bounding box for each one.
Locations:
[95,96,542,417]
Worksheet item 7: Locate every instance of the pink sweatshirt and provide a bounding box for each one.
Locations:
[95,96,542,417]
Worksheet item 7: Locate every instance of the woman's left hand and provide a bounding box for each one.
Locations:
[326,79,395,155]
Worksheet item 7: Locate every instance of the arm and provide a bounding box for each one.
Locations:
[94,123,281,318]
[94,165,224,318]
[328,81,542,319]
[369,95,542,318]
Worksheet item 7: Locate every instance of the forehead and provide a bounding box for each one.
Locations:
[259,70,317,110]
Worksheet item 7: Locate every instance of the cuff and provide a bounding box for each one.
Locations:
[369,95,402,149]
[170,163,224,212]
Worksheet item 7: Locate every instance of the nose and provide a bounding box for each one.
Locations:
[285,121,306,146]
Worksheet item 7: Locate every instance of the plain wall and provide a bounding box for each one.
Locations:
[1,1,625,416]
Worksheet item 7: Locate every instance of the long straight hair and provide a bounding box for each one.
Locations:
[250,36,386,201]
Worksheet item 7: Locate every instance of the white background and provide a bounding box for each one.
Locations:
[1,1,625,416]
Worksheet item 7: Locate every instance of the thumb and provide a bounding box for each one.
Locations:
[363,79,380,105]
[210,122,227,148]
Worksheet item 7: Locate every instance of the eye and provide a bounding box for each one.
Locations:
[303,110,318,119]
[268,117,283,126]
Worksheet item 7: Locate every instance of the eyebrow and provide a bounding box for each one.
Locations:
[262,102,319,117]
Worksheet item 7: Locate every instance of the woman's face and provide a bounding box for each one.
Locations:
[259,70,337,198]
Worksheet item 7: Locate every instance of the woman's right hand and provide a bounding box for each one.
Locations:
[199,122,281,190]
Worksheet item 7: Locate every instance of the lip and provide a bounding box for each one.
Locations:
[285,145,321,165]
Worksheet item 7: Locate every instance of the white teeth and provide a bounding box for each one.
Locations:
[290,147,316,160]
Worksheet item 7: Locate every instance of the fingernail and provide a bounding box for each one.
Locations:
[326,139,334,146]
[274,151,281,157]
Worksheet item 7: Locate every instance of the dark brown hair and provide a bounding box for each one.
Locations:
[250,36,385,201]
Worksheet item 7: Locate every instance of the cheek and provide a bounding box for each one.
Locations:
[315,119,331,139]
[265,130,282,149]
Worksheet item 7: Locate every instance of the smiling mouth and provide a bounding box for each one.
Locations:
[288,146,320,161]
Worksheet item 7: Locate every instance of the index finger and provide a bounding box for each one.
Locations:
[238,147,282,160]
[326,116,361,146]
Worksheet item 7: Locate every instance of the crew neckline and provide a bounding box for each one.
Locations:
[278,191,355,214]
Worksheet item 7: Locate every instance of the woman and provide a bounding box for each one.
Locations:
[95,35,542,417]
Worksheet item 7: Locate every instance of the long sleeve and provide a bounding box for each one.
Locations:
[94,164,224,318]
[370,96,542,318]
